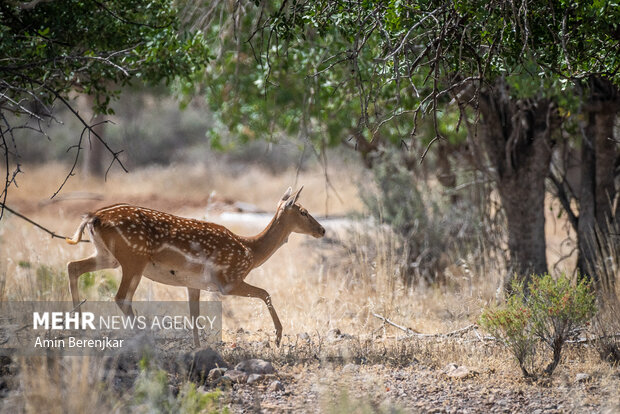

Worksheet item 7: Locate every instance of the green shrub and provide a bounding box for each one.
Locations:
[480,293,537,377]
[131,362,227,414]
[480,273,596,378]
[177,383,226,414]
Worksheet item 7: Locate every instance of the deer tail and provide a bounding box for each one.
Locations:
[66,214,93,245]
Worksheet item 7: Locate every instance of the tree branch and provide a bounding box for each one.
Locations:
[0,202,90,243]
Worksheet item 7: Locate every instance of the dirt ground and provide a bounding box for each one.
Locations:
[212,329,620,413]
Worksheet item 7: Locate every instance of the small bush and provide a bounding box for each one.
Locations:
[480,273,596,378]
[131,363,227,413]
[480,293,537,377]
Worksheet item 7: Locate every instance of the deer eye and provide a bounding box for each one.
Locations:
[301,210,308,217]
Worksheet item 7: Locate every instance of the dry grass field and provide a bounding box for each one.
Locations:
[0,161,619,413]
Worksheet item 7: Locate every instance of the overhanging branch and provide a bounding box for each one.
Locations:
[0,202,90,243]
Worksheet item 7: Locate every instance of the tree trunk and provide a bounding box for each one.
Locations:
[499,160,549,287]
[473,84,557,290]
[577,111,598,280]
[79,94,106,177]
[577,77,619,289]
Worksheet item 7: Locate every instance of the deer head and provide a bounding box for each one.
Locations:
[277,187,325,238]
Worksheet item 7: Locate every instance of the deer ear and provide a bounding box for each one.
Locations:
[285,186,303,208]
[281,187,293,201]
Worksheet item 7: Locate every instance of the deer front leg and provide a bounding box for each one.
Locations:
[188,287,201,347]
[67,252,118,306]
[227,281,283,346]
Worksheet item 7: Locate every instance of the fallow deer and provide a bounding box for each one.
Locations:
[66,187,325,346]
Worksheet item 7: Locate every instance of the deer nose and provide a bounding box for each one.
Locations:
[319,226,326,236]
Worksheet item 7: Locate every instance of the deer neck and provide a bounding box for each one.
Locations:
[245,211,292,268]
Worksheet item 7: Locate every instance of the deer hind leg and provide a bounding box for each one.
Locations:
[227,281,283,346]
[188,288,201,347]
[114,260,146,317]
[67,252,119,306]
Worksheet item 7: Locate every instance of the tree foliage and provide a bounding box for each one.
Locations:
[194,1,618,150]
[194,0,619,282]
[0,0,210,218]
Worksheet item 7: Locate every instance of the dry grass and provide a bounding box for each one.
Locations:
[10,357,114,414]
[1,161,619,413]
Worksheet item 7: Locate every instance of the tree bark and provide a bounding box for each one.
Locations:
[471,83,558,290]
[577,111,597,279]
[577,77,619,288]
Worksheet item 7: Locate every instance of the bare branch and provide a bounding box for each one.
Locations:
[373,313,477,338]
[0,202,90,242]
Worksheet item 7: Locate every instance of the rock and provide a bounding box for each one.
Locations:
[342,363,358,374]
[575,373,591,383]
[443,363,458,373]
[327,328,344,342]
[223,369,248,384]
[207,367,228,381]
[215,376,233,389]
[114,333,156,372]
[183,348,227,384]
[235,358,275,375]
[394,370,406,381]
[268,380,285,392]
[247,373,264,385]
[103,333,156,390]
[297,332,311,342]
[444,363,473,379]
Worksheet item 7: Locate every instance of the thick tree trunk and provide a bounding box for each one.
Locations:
[473,84,557,290]
[577,113,597,279]
[577,77,619,289]
[499,162,549,285]
[594,109,617,228]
